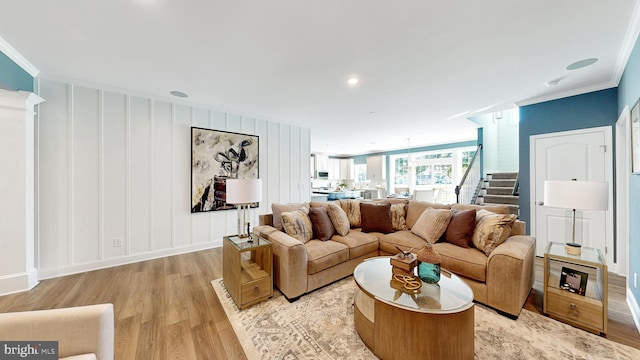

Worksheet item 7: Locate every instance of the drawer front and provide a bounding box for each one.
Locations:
[547,292,603,330]
[241,277,272,305]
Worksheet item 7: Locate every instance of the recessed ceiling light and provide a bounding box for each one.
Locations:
[370,112,376,115]
[545,79,561,87]
[347,77,359,86]
[170,90,188,98]
[566,58,598,70]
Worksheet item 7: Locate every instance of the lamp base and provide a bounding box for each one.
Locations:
[565,242,582,256]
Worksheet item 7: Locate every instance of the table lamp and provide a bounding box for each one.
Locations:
[543,179,608,255]
[226,178,262,240]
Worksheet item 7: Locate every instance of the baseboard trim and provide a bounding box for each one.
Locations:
[0,270,40,296]
[627,287,640,335]
[37,241,222,280]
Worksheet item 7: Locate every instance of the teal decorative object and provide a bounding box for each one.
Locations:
[418,262,441,283]
[416,244,442,283]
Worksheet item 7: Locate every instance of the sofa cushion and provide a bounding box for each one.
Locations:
[305,240,349,274]
[451,203,510,215]
[390,203,408,231]
[411,208,452,244]
[378,230,426,254]
[281,208,313,243]
[406,200,451,229]
[327,202,350,236]
[444,209,476,248]
[308,206,335,241]
[331,229,379,259]
[272,202,309,230]
[473,209,517,256]
[433,242,488,282]
[360,202,393,233]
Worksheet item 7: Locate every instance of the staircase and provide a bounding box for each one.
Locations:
[477,172,519,217]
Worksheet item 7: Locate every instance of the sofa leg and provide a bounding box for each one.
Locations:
[285,295,301,303]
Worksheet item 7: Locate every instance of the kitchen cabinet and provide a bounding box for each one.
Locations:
[314,154,329,171]
[328,158,340,179]
[340,159,355,180]
[366,155,386,180]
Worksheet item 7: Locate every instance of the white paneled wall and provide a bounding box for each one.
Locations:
[36,79,311,278]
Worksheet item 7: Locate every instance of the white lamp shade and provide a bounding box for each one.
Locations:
[543,180,608,210]
[226,178,262,204]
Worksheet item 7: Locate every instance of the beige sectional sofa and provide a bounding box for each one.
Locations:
[254,199,535,317]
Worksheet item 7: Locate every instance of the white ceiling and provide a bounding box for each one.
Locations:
[1,0,639,156]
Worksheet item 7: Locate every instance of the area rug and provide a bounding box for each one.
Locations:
[212,277,640,359]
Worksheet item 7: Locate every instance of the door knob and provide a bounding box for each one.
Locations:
[537,201,544,206]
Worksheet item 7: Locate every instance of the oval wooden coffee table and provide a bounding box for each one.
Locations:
[353,256,474,360]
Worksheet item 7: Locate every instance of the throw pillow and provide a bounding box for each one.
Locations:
[472,209,517,256]
[390,203,408,231]
[272,202,309,230]
[327,203,350,236]
[411,207,452,244]
[405,200,451,230]
[444,209,476,248]
[308,206,335,241]
[360,202,393,233]
[345,199,362,228]
[281,208,313,243]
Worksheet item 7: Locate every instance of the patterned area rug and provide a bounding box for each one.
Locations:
[212,277,640,360]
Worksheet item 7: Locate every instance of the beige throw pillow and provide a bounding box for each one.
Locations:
[272,202,309,230]
[345,199,362,228]
[327,203,350,236]
[472,209,517,256]
[390,203,408,231]
[281,208,313,243]
[410,208,452,244]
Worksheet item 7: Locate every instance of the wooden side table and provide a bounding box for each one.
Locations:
[543,242,607,334]
[223,234,272,309]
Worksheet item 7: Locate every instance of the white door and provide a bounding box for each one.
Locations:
[530,127,613,263]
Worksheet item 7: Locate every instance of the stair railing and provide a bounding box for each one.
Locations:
[455,144,482,204]
[511,174,519,196]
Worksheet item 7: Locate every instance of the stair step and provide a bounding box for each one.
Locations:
[507,205,519,216]
[488,179,516,188]
[486,187,514,195]
[483,194,520,205]
[488,172,518,180]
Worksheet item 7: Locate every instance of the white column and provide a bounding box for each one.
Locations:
[0,89,44,295]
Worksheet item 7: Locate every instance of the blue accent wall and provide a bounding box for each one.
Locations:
[618,34,640,302]
[518,88,619,234]
[0,51,34,92]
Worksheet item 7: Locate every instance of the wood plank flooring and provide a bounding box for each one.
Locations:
[0,249,638,359]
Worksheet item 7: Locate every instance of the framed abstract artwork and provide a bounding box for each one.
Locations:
[632,99,640,174]
[191,127,259,213]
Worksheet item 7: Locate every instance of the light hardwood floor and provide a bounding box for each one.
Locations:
[0,250,638,359]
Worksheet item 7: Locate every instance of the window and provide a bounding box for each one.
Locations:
[354,163,367,182]
[394,157,409,185]
[388,146,476,203]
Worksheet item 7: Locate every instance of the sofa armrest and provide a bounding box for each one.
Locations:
[0,304,114,360]
[254,225,308,299]
[486,235,536,317]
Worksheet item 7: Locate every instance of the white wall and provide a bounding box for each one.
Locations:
[471,109,519,175]
[36,79,310,279]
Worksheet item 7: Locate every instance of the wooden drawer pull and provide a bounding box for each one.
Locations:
[254,285,259,293]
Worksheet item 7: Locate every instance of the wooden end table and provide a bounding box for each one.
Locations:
[543,241,607,334]
[223,234,272,309]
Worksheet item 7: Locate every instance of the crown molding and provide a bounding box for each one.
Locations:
[515,81,617,107]
[0,35,39,77]
[614,1,640,85]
